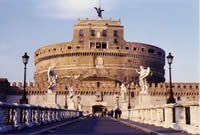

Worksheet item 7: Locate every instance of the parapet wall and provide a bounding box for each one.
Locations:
[8,82,199,97]
[10,82,35,88]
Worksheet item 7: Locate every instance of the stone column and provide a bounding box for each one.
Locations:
[151,108,157,125]
[47,109,52,123]
[144,109,150,124]
[182,103,199,134]
[190,104,199,128]
[14,105,26,130]
[134,109,140,121]
[36,107,41,126]
[155,107,163,126]
[58,109,62,121]
[163,104,176,128]
[174,104,184,130]
[26,105,34,127]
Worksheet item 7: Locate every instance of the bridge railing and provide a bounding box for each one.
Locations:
[122,102,199,134]
[0,102,81,133]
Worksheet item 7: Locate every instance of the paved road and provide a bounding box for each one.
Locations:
[120,119,193,135]
[40,117,149,135]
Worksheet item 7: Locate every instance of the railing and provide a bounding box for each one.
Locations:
[0,102,81,133]
[121,102,199,134]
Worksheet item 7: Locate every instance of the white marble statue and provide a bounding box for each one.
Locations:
[77,95,82,111]
[136,66,150,93]
[68,86,76,110]
[68,86,75,99]
[120,83,127,101]
[48,66,57,93]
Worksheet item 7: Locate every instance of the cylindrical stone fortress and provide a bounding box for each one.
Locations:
[34,19,165,91]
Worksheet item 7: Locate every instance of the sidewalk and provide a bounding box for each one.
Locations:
[1,117,81,135]
[110,117,194,135]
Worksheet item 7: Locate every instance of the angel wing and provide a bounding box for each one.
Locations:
[145,67,150,77]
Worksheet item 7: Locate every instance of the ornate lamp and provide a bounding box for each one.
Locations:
[20,52,29,104]
[22,52,29,65]
[166,53,176,104]
[167,53,173,65]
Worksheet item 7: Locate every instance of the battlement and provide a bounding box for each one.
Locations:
[149,82,199,90]
[11,82,35,88]
[76,18,121,26]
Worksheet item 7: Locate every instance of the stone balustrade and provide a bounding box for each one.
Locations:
[0,102,81,133]
[122,102,199,134]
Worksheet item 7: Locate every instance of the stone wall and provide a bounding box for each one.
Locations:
[5,81,199,108]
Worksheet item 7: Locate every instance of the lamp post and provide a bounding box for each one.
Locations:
[64,86,68,109]
[166,52,176,104]
[20,52,29,104]
[77,96,81,110]
[128,84,131,109]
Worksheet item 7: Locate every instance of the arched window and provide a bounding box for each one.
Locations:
[91,30,95,36]
[114,30,118,37]
[102,30,107,37]
[148,49,155,54]
[114,39,118,44]
[97,82,100,88]
[141,48,144,52]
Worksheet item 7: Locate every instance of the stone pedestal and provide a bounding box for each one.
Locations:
[45,93,58,108]
[120,102,128,110]
[138,92,152,107]
[77,104,82,111]
[68,99,75,110]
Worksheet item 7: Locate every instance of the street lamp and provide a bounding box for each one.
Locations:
[128,84,131,109]
[64,86,68,109]
[20,52,29,104]
[77,96,81,110]
[166,52,176,104]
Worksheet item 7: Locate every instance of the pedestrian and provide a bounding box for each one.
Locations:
[114,109,118,119]
[111,110,114,117]
[119,109,122,118]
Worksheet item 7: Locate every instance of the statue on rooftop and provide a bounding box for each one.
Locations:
[94,7,104,18]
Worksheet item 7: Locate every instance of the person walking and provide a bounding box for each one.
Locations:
[114,109,118,119]
[111,110,114,117]
[119,109,122,118]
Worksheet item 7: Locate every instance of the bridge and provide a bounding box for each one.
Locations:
[0,101,198,135]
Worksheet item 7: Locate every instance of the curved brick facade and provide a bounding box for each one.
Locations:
[34,19,165,91]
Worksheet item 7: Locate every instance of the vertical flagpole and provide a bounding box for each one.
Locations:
[99,0,101,8]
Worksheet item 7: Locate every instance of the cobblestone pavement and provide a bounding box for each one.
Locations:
[40,117,150,135]
[120,119,194,135]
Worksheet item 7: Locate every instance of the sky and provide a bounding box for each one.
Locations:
[0,0,199,83]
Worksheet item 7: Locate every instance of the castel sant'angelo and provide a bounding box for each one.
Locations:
[1,6,198,113]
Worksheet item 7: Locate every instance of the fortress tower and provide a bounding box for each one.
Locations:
[34,9,165,92]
